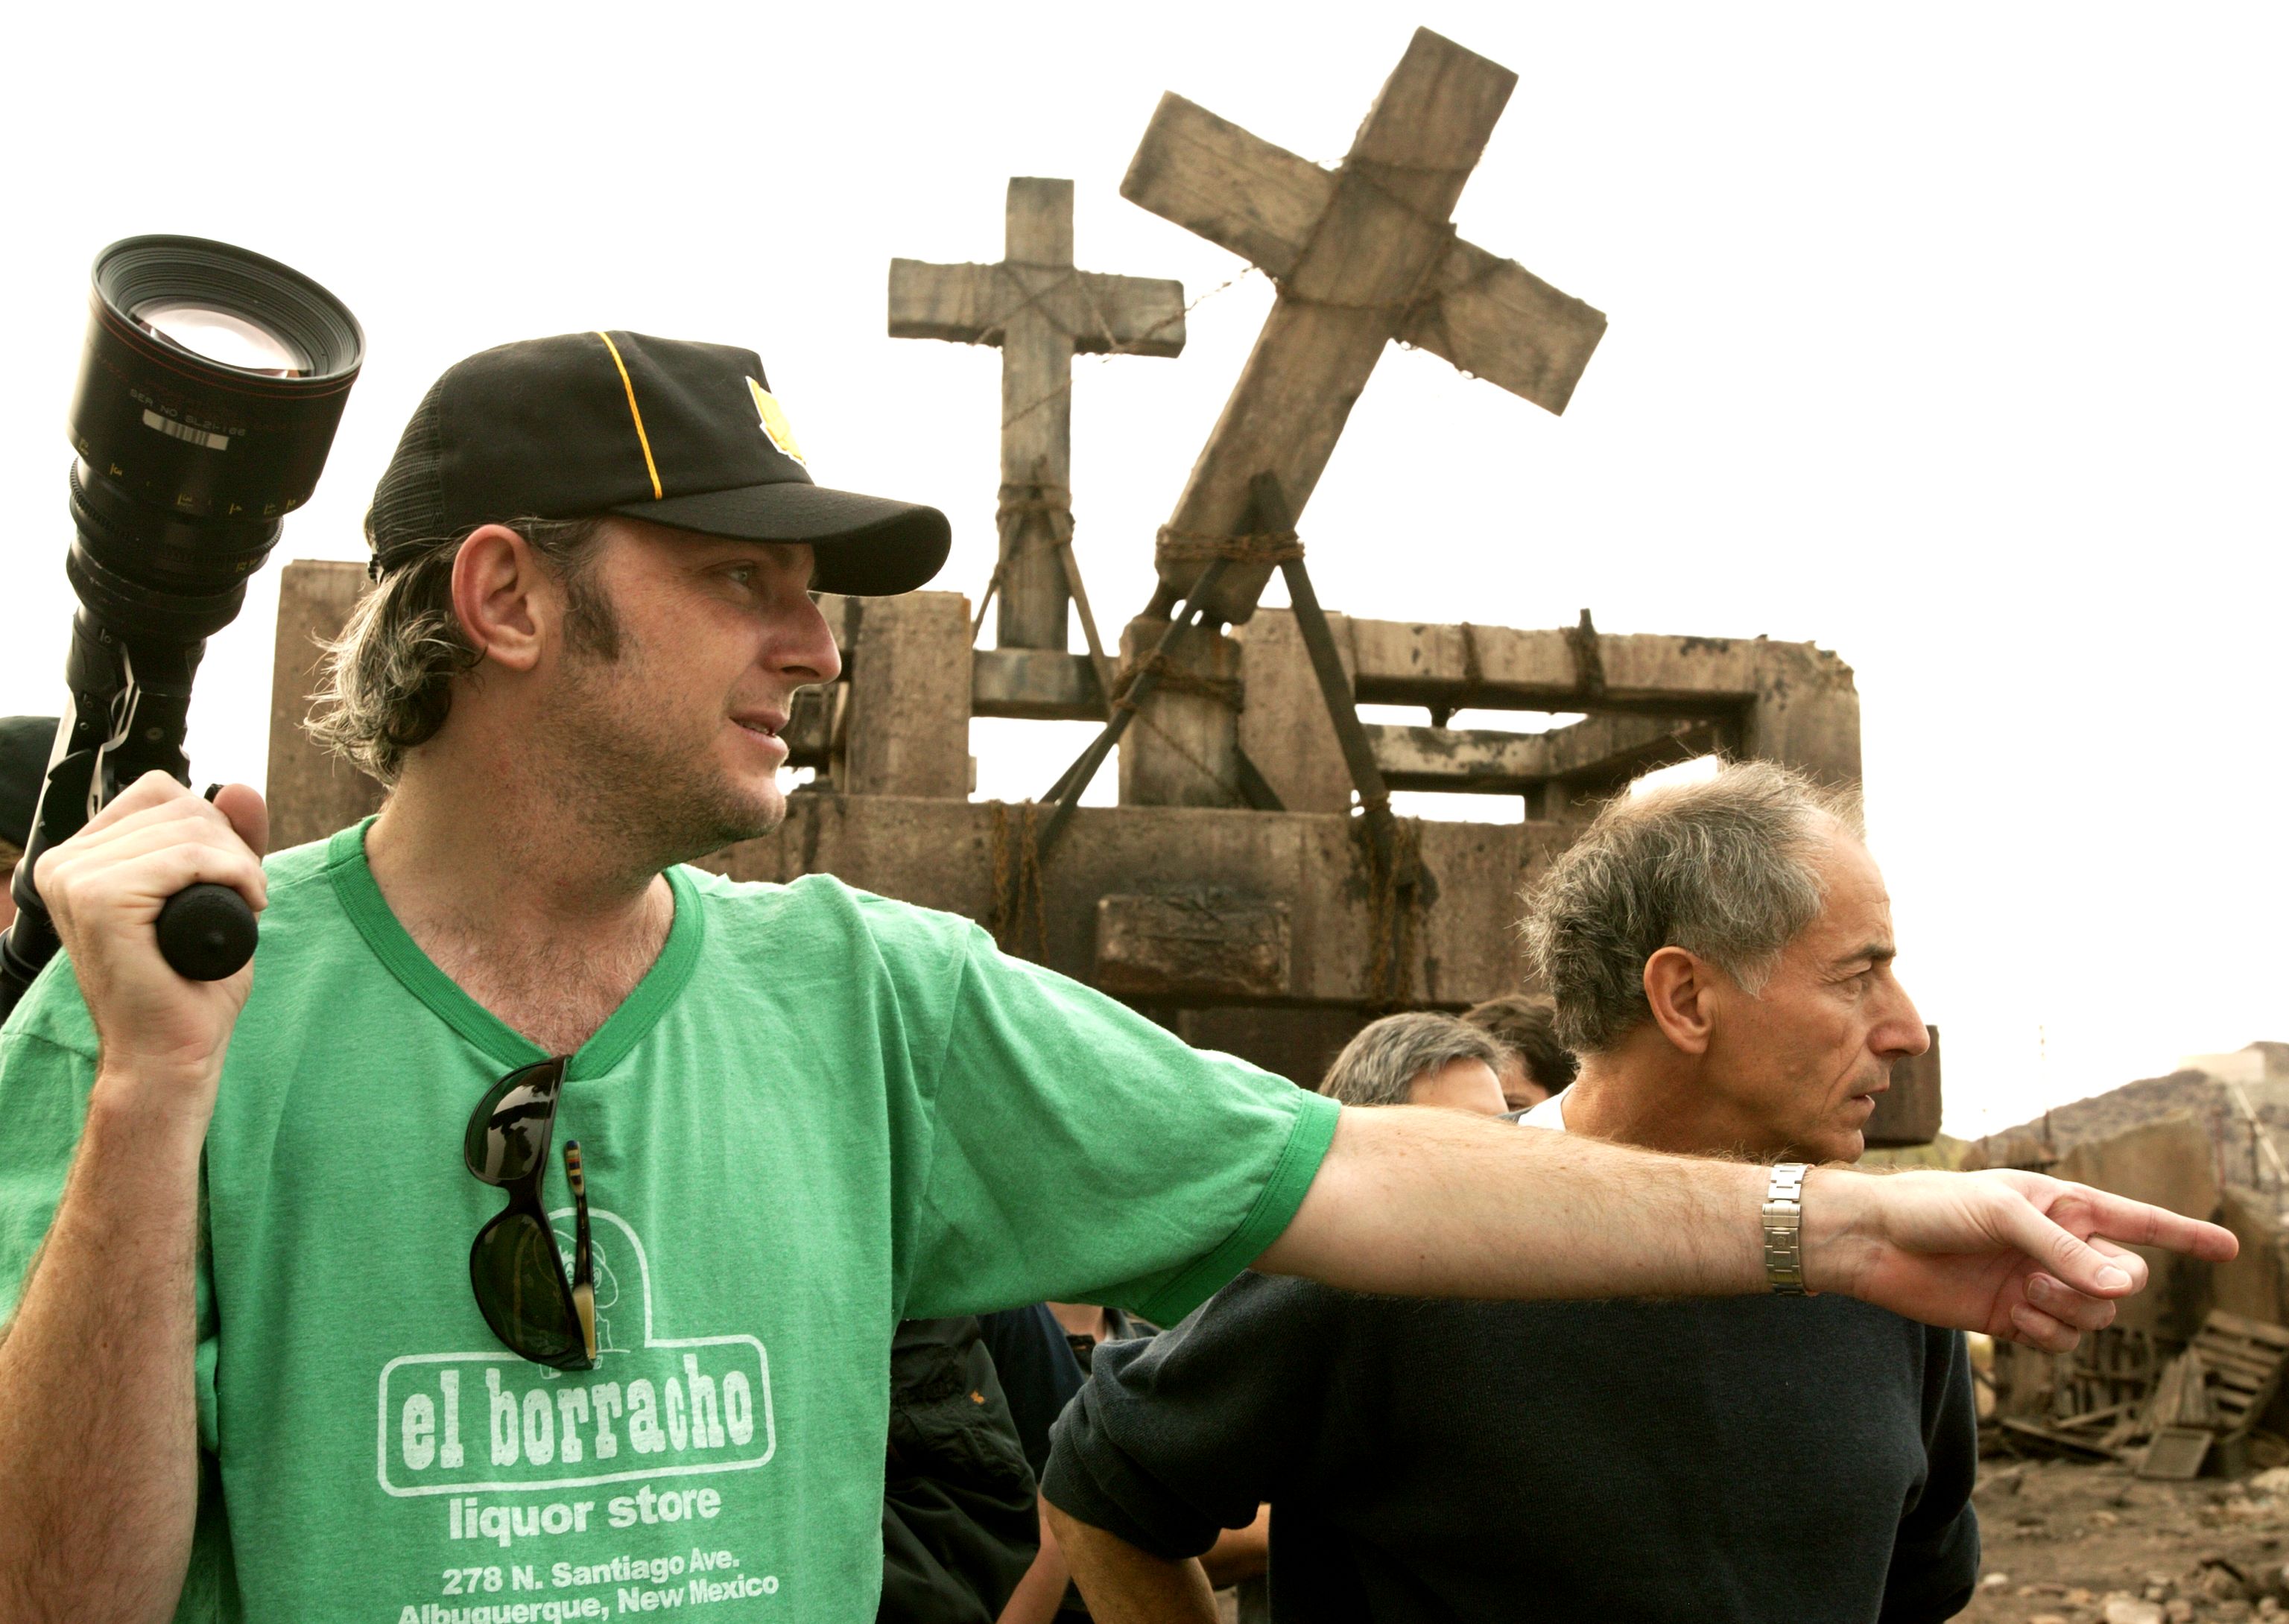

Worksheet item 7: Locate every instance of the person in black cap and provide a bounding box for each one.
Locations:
[0,717,60,934]
[0,330,2230,1624]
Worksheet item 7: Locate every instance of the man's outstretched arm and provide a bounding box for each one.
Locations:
[1042,1501,1217,1624]
[1257,1103,2235,1350]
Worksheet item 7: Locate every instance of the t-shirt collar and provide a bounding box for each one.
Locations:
[323,816,706,1078]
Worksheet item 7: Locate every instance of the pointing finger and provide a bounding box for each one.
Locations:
[2064,1187,2238,1263]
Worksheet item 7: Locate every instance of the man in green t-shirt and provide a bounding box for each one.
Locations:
[0,332,2233,1624]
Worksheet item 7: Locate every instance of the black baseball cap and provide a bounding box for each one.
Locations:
[366,332,950,595]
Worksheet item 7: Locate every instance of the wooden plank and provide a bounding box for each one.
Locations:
[1338,621,1862,789]
[887,259,1003,344]
[889,260,1186,355]
[998,178,1077,652]
[1360,714,1725,796]
[1399,240,1607,416]
[2207,1311,2289,1347]
[1346,620,1761,710]
[1120,93,1335,279]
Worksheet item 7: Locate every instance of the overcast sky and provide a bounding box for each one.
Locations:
[1,2,2280,1135]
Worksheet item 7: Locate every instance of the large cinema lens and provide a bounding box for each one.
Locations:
[65,235,363,640]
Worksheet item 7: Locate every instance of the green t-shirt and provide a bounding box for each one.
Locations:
[0,822,1339,1623]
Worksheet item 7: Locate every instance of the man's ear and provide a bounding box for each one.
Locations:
[450,524,550,673]
[1641,945,1717,1056]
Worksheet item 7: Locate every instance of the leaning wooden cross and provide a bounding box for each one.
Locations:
[1123,27,1607,629]
[889,177,1186,657]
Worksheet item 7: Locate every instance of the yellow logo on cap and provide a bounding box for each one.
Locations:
[747,378,806,464]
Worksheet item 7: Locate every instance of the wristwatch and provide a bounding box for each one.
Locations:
[1761,1163,1810,1295]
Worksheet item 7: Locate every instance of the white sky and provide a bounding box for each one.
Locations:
[1,3,2281,1135]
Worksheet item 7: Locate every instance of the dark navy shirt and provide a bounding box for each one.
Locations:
[1044,1272,1979,1623]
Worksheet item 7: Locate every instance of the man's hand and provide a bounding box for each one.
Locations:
[32,770,267,1123]
[1260,1106,2235,1354]
[1808,1167,2238,1351]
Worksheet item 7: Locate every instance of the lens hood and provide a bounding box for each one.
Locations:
[69,235,364,530]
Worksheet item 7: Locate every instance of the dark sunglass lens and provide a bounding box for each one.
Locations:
[469,1211,586,1368]
[464,1059,566,1186]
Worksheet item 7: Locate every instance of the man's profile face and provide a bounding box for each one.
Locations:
[1408,1056,1510,1117]
[1698,829,1928,1164]
[540,518,840,860]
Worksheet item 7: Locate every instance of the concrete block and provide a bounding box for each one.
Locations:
[843,591,972,798]
[1095,892,1291,1000]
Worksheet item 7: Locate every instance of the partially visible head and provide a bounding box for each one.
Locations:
[0,716,60,934]
[1320,1012,1511,1116]
[1461,994,1577,1110]
[310,331,949,867]
[1519,760,1927,1162]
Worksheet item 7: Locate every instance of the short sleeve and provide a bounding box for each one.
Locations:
[1042,1272,1343,1558]
[899,929,1340,1325]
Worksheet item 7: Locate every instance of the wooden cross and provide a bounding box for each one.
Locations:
[1121,28,1608,627]
[889,177,1187,653]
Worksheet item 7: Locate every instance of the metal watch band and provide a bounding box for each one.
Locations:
[1761,1162,1810,1296]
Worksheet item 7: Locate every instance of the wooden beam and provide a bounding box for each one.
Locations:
[1120,93,1335,279]
[887,261,1186,355]
[1343,620,1831,711]
[1363,714,1723,794]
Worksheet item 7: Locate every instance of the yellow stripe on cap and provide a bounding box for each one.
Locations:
[594,331,663,501]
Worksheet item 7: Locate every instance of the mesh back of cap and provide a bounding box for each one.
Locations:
[364,378,450,562]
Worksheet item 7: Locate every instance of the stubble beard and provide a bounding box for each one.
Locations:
[545,633,789,876]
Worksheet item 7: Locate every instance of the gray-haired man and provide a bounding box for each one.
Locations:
[1042,762,1985,1622]
[1316,1012,1510,1116]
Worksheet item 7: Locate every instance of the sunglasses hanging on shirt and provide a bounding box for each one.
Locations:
[463,1056,598,1369]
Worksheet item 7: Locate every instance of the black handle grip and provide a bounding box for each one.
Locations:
[155,883,258,981]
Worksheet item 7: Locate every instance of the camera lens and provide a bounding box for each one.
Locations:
[64,235,364,641]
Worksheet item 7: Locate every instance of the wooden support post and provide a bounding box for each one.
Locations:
[1036,559,1233,854]
[266,560,385,851]
[842,591,974,798]
[888,177,1186,650]
[1114,614,1244,808]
